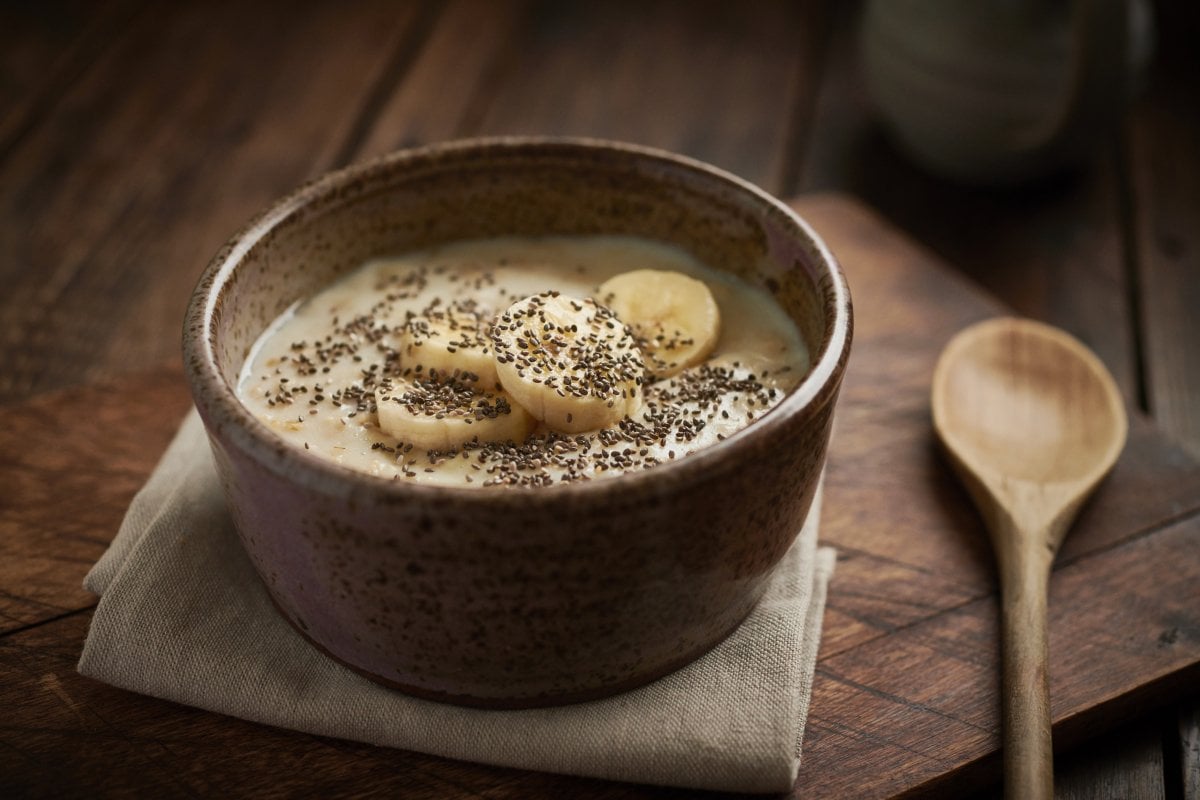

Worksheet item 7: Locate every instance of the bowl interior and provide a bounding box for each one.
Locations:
[204,141,837,402]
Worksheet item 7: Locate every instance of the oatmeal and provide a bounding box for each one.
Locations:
[238,236,808,487]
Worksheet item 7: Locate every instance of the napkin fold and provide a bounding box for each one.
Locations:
[79,411,835,794]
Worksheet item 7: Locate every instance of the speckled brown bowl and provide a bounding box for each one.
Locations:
[183,137,852,708]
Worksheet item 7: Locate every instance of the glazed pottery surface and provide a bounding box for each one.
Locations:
[862,0,1154,184]
[184,138,852,707]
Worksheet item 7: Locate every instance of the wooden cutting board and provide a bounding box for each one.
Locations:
[795,196,1200,798]
[2,194,1198,798]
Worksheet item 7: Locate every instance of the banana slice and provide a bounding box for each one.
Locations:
[490,291,644,433]
[375,377,533,451]
[597,269,720,378]
[398,303,499,389]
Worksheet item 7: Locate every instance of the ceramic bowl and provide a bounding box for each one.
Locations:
[183,137,852,708]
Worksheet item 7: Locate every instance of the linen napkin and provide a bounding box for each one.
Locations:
[79,411,836,794]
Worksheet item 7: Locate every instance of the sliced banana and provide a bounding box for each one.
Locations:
[597,269,720,378]
[398,302,499,389]
[490,291,644,433]
[375,377,533,452]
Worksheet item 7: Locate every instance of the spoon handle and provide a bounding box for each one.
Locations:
[998,542,1055,800]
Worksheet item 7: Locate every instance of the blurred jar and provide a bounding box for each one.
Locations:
[861,0,1155,185]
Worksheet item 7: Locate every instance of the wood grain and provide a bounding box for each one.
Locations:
[1,194,1198,799]
[470,0,822,195]
[802,514,1200,799]
[0,366,190,634]
[0,0,139,161]
[1057,720,1165,800]
[354,0,535,158]
[0,614,683,800]
[1127,19,1200,458]
[0,0,426,404]
[1182,701,1200,799]
[1129,8,1200,794]
[803,197,1200,608]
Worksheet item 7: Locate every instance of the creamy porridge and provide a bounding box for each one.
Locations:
[237,236,808,487]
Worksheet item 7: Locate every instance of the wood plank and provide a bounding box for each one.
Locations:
[1113,8,1200,794]
[801,196,1200,614]
[799,515,1200,799]
[0,366,190,635]
[0,613,647,800]
[0,1,89,118]
[0,0,428,404]
[1056,720,1165,800]
[1127,12,1200,458]
[0,0,140,161]
[957,721,1176,800]
[470,0,823,195]
[815,548,978,657]
[794,1,1138,403]
[1182,702,1200,800]
[354,0,535,158]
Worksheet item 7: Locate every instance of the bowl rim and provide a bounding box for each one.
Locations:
[184,135,853,506]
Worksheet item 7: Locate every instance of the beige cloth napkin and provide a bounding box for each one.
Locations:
[79,411,836,794]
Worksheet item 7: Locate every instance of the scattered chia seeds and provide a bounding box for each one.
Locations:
[238,237,809,487]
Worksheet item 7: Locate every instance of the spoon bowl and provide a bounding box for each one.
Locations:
[931,317,1127,800]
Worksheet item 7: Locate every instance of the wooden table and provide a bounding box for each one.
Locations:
[2,1,1197,797]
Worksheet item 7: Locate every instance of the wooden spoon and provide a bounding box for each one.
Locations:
[931,317,1127,800]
